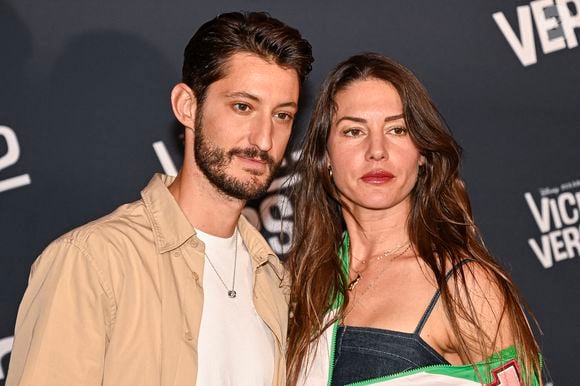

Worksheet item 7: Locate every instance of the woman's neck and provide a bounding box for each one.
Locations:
[342,201,411,259]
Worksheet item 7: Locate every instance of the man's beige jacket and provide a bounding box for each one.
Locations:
[7,174,288,386]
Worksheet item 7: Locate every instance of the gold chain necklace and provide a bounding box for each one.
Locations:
[350,240,410,265]
[347,242,411,292]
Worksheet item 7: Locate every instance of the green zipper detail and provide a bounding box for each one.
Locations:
[326,322,339,386]
[322,233,351,385]
[344,345,530,386]
[326,233,350,385]
[346,362,458,386]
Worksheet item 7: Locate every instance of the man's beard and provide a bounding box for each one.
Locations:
[193,112,280,201]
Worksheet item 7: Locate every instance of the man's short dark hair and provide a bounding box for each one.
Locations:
[182,11,313,105]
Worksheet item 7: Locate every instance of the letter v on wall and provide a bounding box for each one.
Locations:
[525,193,552,232]
[493,6,538,66]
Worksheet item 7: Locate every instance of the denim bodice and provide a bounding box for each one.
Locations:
[331,261,473,385]
[330,325,449,385]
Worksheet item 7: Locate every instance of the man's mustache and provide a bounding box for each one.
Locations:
[228,147,275,167]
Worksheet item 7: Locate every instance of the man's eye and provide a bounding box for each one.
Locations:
[275,112,293,121]
[233,103,251,112]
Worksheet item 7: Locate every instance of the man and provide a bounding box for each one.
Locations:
[7,12,313,386]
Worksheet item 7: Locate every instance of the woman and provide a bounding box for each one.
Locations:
[286,53,541,385]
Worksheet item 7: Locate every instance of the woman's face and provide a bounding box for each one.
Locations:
[327,78,424,213]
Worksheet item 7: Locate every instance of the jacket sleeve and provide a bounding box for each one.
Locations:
[6,237,115,386]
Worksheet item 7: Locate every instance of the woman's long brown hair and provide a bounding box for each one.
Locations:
[286,53,541,385]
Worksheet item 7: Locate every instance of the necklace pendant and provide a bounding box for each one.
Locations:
[228,290,237,298]
[347,274,361,291]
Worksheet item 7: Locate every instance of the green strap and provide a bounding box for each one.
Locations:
[332,232,350,310]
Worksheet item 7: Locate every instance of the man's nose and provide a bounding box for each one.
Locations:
[248,113,273,152]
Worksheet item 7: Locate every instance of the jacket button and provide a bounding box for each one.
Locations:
[172,251,181,257]
[184,331,193,341]
[190,239,199,248]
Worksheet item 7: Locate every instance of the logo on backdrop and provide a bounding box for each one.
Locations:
[0,336,13,382]
[0,125,31,194]
[153,141,299,256]
[244,150,300,256]
[525,177,580,268]
[493,0,580,66]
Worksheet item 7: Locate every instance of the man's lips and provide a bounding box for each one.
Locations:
[234,155,269,172]
[236,155,267,164]
[361,170,394,184]
[229,147,273,167]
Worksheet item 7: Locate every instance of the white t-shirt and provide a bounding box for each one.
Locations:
[196,228,275,386]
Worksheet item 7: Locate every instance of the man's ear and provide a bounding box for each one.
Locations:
[171,83,197,129]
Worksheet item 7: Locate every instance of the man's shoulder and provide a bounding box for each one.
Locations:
[26,198,151,288]
[62,199,148,243]
[43,198,152,263]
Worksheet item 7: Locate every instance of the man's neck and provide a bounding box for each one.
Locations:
[168,169,244,238]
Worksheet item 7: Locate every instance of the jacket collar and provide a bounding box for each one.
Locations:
[141,174,284,277]
[141,174,195,254]
[237,215,284,279]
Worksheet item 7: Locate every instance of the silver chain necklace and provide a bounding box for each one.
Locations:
[203,228,238,298]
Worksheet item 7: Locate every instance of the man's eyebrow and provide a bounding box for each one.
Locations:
[277,101,298,109]
[226,91,260,102]
[335,114,404,125]
[225,91,298,109]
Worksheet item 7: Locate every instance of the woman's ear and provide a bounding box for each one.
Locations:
[171,83,197,129]
[419,154,426,167]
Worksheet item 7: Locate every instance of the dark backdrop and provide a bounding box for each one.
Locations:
[1,1,579,384]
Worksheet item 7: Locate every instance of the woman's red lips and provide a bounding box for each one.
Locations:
[361,170,394,183]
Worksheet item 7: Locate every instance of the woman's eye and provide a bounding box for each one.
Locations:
[389,127,407,135]
[344,128,363,137]
[233,103,251,113]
